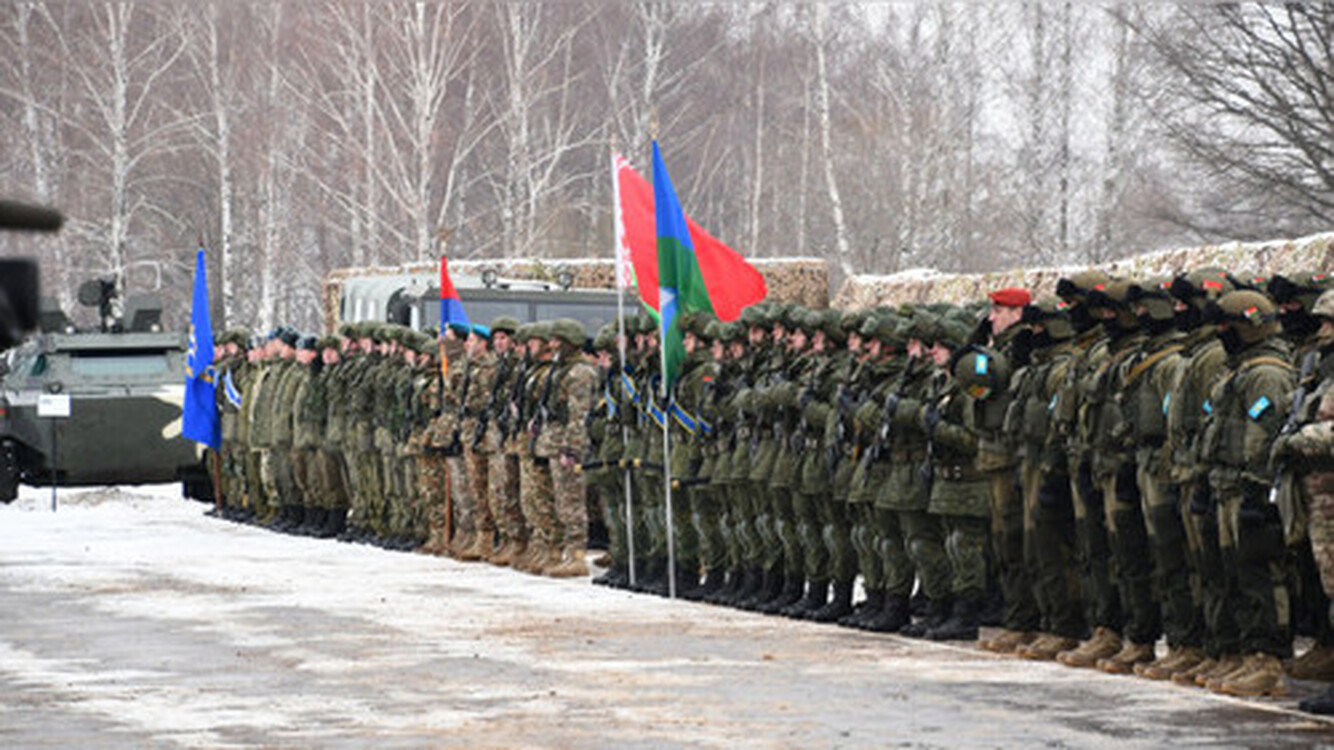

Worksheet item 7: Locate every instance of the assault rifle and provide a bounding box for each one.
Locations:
[473,355,510,449]
[500,352,530,442]
[858,375,907,488]
[1270,349,1320,507]
[527,351,562,453]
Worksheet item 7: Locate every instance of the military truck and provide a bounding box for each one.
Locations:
[0,281,211,503]
[323,256,830,334]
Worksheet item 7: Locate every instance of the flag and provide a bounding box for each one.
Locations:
[439,254,470,331]
[654,141,714,390]
[614,152,766,322]
[182,247,220,450]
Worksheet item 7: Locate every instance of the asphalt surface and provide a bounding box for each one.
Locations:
[1,485,1333,749]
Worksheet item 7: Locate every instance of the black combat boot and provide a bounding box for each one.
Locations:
[721,567,761,607]
[901,597,953,638]
[296,508,323,536]
[978,589,1005,627]
[592,565,628,587]
[781,579,829,619]
[740,567,782,611]
[810,579,855,623]
[840,589,884,628]
[673,564,704,599]
[694,569,727,601]
[320,508,347,539]
[638,557,670,596]
[704,569,740,604]
[926,596,981,642]
[862,594,912,633]
[759,574,805,615]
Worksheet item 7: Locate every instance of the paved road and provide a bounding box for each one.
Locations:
[1,485,1332,749]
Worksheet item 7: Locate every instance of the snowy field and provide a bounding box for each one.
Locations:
[0,484,1332,749]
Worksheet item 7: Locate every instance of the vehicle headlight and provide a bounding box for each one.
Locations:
[47,381,62,394]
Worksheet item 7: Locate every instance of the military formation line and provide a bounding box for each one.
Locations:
[209,268,1334,716]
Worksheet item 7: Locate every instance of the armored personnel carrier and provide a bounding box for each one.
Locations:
[0,280,210,502]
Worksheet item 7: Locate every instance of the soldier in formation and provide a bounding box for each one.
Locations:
[211,268,1334,711]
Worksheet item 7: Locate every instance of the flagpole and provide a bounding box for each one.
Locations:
[611,147,637,588]
[661,314,676,600]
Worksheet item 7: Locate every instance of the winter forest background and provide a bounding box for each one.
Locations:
[1,2,1331,332]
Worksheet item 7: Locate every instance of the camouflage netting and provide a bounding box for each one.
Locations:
[835,231,1334,309]
[323,257,830,331]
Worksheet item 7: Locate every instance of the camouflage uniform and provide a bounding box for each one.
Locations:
[539,319,598,576]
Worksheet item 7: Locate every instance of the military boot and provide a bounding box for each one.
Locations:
[840,590,884,628]
[638,557,671,596]
[979,629,1036,654]
[926,597,981,642]
[810,580,856,623]
[592,565,629,588]
[671,564,703,599]
[320,508,347,539]
[513,539,546,573]
[1017,633,1081,661]
[862,594,912,633]
[1217,653,1286,697]
[544,548,589,578]
[1172,655,1218,687]
[707,569,743,604]
[693,569,727,601]
[1136,645,1206,680]
[1096,641,1157,675]
[781,579,829,619]
[724,567,764,607]
[1299,684,1334,715]
[1289,644,1334,682]
[1199,653,1247,690]
[901,597,953,639]
[740,567,784,611]
[1056,626,1122,668]
[490,538,524,567]
[466,529,496,563]
[758,575,805,615]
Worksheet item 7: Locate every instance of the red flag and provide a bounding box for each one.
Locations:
[614,153,766,322]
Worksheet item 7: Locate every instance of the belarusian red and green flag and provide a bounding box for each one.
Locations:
[614,150,766,325]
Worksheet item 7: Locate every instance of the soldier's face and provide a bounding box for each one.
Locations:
[492,331,512,354]
[322,348,340,365]
[683,332,698,354]
[811,330,827,352]
[907,339,924,359]
[403,350,416,366]
[728,341,745,359]
[930,343,951,367]
[748,326,765,345]
[788,328,807,351]
[597,351,612,368]
[296,349,316,365]
[847,332,863,353]
[711,340,725,360]
[866,339,883,358]
[528,339,543,357]
[989,304,1023,334]
[247,348,261,363]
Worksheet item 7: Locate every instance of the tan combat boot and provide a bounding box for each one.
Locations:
[1288,644,1334,681]
[1018,633,1080,661]
[979,629,1036,654]
[1173,655,1217,687]
[514,541,548,573]
[1218,653,1286,697]
[1097,641,1157,675]
[1137,645,1206,681]
[1057,627,1122,669]
[1200,652,1247,690]
[455,531,485,562]
[466,529,495,562]
[544,548,590,578]
[490,538,521,567]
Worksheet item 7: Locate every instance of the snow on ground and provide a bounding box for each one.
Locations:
[0,484,1332,749]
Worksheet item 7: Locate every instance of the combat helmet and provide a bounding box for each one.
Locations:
[1314,289,1334,321]
[550,318,585,348]
[490,316,520,336]
[952,345,1011,401]
[1021,299,1076,342]
[1209,290,1280,346]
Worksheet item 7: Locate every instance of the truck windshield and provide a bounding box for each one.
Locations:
[69,350,170,376]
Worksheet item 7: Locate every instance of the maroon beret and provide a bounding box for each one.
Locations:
[988,287,1032,308]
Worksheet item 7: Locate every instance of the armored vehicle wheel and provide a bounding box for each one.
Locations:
[0,440,19,503]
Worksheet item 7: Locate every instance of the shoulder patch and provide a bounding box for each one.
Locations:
[975,355,989,376]
[1248,396,1273,420]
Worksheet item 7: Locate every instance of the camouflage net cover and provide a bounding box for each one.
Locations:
[835,231,1334,309]
[323,257,829,331]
